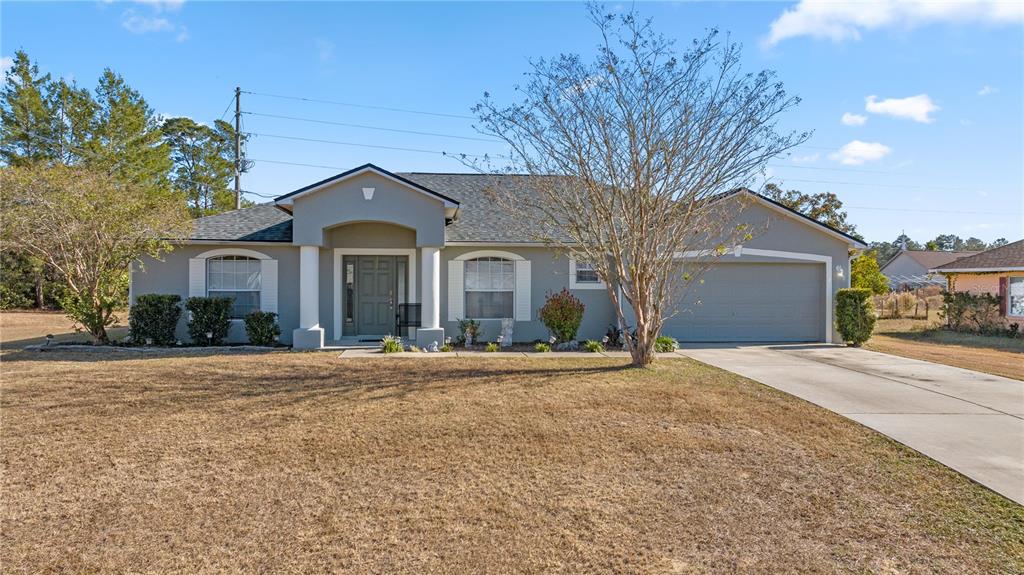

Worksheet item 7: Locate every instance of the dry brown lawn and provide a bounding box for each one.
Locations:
[0,310,128,348]
[867,319,1024,381]
[2,351,1022,574]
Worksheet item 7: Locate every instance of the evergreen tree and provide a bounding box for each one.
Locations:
[162,117,242,216]
[0,50,56,165]
[763,183,860,238]
[851,250,889,295]
[47,77,97,166]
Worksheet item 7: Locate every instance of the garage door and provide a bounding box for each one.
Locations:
[663,262,824,342]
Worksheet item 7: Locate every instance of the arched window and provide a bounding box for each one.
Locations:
[464,256,514,319]
[207,255,261,318]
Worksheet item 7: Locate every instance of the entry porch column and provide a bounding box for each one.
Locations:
[416,246,444,348]
[293,245,324,349]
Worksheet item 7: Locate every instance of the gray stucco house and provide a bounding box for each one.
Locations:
[130,164,866,348]
[880,249,978,290]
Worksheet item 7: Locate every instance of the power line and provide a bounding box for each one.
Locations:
[218,94,235,122]
[767,164,897,175]
[244,131,499,159]
[241,90,477,120]
[242,111,497,142]
[845,205,1019,216]
[771,177,991,193]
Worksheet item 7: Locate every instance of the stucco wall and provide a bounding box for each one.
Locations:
[289,172,446,247]
[949,273,1001,295]
[132,244,301,344]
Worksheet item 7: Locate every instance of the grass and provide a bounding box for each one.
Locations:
[0,310,128,349]
[867,318,1024,380]
[2,350,1022,573]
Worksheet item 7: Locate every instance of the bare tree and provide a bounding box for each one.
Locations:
[470,6,808,366]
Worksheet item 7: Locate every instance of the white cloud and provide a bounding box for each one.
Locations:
[764,0,1024,46]
[977,85,998,96]
[120,11,173,33]
[865,94,939,123]
[315,38,335,63]
[830,140,891,165]
[960,118,974,126]
[841,112,867,126]
[175,26,189,42]
[0,56,12,75]
[791,153,820,164]
[134,0,185,11]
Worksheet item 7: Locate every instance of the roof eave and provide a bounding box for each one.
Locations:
[274,163,460,208]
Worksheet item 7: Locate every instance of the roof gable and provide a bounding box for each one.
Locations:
[722,189,867,249]
[275,163,460,208]
[881,250,979,272]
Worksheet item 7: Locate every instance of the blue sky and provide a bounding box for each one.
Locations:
[2,1,1022,244]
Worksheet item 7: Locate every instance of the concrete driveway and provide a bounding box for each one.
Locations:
[676,344,1024,505]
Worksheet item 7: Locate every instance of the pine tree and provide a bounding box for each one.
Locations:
[162,117,238,216]
[0,50,56,165]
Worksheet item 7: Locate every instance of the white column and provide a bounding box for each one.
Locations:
[421,247,441,329]
[299,245,319,328]
[293,245,324,349]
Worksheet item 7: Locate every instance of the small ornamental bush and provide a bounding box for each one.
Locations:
[941,291,1003,333]
[185,296,233,345]
[243,310,280,346]
[539,289,585,343]
[485,342,500,352]
[440,343,454,352]
[380,335,403,353]
[534,342,552,353]
[457,318,481,344]
[583,339,604,353]
[129,294,181,345]
[835,288,875,346]
[654,335,677,353]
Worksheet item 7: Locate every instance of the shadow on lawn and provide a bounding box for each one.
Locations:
[1,351,637,409]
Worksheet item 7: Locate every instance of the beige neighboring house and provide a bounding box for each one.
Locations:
[880,249,979,290]
[931,239,1024,326]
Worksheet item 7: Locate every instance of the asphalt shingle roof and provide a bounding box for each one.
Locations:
[185,172,865,246]
[882,250,980,271]
[933,239,1024,271]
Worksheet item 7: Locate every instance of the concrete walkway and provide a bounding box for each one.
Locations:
[677,344,1024,505]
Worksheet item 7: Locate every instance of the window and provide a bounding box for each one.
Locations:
[207,255,261,319]
[1010,277,1024,317]
[575,261,600,283]
[465,257,514,319]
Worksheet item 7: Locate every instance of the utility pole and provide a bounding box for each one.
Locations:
[234,86,242,210]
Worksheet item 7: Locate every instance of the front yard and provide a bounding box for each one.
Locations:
[866,318,1024,381]
[2,350,1021,573]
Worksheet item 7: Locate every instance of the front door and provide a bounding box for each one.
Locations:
[356,256,396,336]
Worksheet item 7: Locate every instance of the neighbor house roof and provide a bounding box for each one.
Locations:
[182,173,866,247]
[932,240,1024,272]
[880,250,979,272]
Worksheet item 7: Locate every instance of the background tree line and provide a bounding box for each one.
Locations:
[0,50,246,310]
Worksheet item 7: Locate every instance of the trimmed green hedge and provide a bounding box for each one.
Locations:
[129,294,182,345]
[244,310,280,346]
[185,296,233,345]
[835,288,875,346]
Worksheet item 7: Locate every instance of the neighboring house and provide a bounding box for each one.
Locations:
[130,163,866,349]
[880,250,979,290]
[931,239,1024,325]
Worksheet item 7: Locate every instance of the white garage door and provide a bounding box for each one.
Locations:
[663,262,824,342]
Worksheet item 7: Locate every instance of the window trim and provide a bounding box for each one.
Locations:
[569,258,606,290]
[464,256,515,320]
[1008,275,1024,318]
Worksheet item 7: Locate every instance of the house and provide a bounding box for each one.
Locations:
[880,250,979,290]
[130,164,866,349]
[931,239,1024,325]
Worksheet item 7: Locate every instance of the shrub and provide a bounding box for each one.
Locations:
[457,318,481,344]
[440,343,454,352]
[583,339,604,353]
[896,292,917,315]
[1009,323,1020,339]
[380,335,403,353]
[539,289,585,343]
[185,296,232,345]
[941,291,1003,334]
[534,342,551,353]
[129,294,182,345]
[485,342,500,352]
[654,335,677,353]
[243,310,280,346]
[835,288,875,346]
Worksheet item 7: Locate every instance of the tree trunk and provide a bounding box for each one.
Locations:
[630,328,655,367]
[34,274,44,309]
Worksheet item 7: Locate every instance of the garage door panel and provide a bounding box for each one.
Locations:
[665,263,823,342]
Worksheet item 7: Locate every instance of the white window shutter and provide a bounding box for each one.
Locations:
[260,259,278,314]
[515,260,531,321]
[448,260,464,321]
[188,258,206,299]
